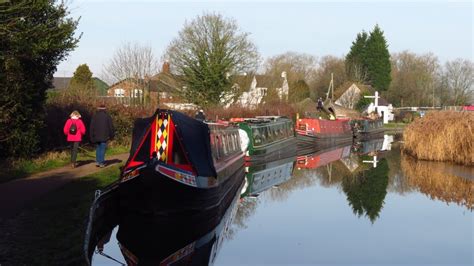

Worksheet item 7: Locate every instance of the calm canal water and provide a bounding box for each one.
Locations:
[93,136,473,265]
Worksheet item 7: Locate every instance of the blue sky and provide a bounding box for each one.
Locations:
[56,0,473,78]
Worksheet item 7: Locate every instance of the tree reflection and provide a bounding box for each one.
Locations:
[342,158,390,223]
[401,154,473,210]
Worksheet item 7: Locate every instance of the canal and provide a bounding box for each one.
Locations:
[92,136,473,265]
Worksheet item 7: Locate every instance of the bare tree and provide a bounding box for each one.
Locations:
[441,58,474,105]
[264,52,317,102]
[310,56,347,99]
[387,51,440,107]
[163,13,260,107]
[104,42,160,105]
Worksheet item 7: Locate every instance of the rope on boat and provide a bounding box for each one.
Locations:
[95,249,125,265]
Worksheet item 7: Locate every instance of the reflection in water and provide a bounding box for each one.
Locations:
[294,136,391,222]
[89,135,474,265]
[342,158,390,223]
[118,181,242,265]
[401,154,474,210]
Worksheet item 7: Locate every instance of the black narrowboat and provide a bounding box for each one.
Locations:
[118,109,245,214]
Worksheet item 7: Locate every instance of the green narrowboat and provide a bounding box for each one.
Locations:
[232,116,296,162]
[351,118,385,139]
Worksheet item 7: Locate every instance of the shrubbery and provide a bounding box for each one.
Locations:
[42,96,155,152]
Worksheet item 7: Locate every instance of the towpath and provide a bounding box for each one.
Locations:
[0,153,128,220]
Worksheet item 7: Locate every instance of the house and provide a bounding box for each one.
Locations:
[224,71,290,108]
[334,82,373,109]
[366,93,395,124]
[106,62,190,108]
[333,82,394,123]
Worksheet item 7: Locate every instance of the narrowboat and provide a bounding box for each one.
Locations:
[240,156,295,198]
[231,116,296,162]
[119,109,245,214]
[351,118,385,139]
[116,179,243,266]
[295,117,353,147]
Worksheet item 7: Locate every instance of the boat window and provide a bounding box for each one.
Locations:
[215,135,220,159]
[222,135,227,155]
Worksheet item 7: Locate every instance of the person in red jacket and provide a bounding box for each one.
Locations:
[63,110,86,168]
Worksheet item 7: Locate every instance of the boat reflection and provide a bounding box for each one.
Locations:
[241,156,296,198]
[89,179,244,266]
[295,136,392,222]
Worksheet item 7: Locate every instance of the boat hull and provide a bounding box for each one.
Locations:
[296,118,353,147]
[118,164,245,216]
[296,131,353,147]
[247,136,297,163]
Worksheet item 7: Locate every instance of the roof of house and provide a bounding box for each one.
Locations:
[52,77,72,90]
[333,82,374,100]
[254,74,281,88]
[108,73,184,94]
[151,72,183,93]
[231,75,254,91]
[93,78,109,96]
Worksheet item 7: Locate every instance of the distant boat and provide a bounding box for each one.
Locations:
[351,118,385,139]
[231,116,296,162]
[295,117,353,146]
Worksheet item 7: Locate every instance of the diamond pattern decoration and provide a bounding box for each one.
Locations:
[155,114,170,162]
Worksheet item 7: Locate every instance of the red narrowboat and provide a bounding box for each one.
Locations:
[295,117,353,146]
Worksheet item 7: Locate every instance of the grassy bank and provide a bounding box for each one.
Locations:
[0,144,128,184]
[403,111,473,165]
[0,166,120,265]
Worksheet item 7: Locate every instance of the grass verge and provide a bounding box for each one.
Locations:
[0,143,128,184]
[0,165,121,265]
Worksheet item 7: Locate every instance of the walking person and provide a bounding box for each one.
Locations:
[90,104,115,168]
[63,110,86,168]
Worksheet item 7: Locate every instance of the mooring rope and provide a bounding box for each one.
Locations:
[95,249,126,266]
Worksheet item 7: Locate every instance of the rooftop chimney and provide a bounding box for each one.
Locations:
[162,61,170,74]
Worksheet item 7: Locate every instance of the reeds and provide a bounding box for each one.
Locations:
[403,111,474,165]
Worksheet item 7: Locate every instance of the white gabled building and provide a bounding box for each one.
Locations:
[223,72,289,109]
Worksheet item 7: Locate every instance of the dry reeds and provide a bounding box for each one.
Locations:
[403,111,474,165]
[401,153,473,210]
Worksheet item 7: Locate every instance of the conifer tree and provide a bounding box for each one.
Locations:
[69,64,95,92]
[365,25,392,91]
[345,31,368,82]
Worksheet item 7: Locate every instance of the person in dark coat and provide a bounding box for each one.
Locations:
[195,109,206,122]
[90,104,115,167]
[317,97,324,111]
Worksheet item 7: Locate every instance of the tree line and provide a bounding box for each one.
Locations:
[1,2,473,159]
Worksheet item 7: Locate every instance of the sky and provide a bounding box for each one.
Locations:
[56,0,473,79]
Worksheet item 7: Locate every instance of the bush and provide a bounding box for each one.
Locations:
[42,97,155,152]
[203,102,296,121]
